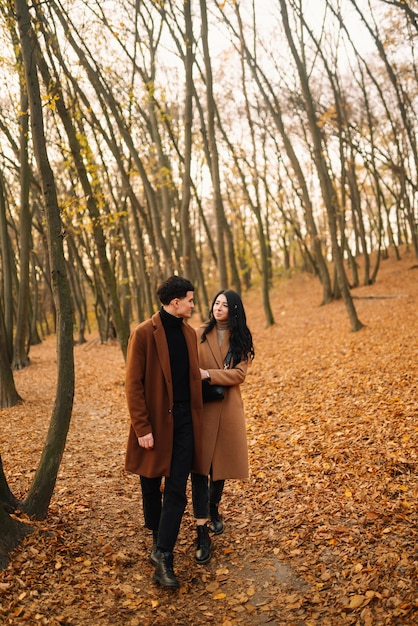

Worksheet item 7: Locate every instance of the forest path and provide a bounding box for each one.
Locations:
[1,251,417,625]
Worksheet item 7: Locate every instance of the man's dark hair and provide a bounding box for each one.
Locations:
[157,275,194,305]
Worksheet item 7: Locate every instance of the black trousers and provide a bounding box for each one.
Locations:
[191,471,225,519]
[140,404,193,553]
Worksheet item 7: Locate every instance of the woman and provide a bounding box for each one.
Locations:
[192,289,255,564]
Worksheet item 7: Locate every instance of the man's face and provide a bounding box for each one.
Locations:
[174,291,195,319]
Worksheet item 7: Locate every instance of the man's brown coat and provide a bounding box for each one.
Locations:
[125,312,205,478]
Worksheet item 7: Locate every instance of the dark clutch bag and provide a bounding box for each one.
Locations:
[202,379,225,402]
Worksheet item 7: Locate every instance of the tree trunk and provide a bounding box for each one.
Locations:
[13,85,31,370]
[232,15,333,303]
[0,300,22,408]
[66,254,87,345]
[47,2,171,279]
[180,0,194,279]
[0,171,14,362]
[199,0,228,288]
[0,455,19,514]
[279,0,363,331]
[0,504,33,571]
[15,0,75,519]
[33,34,129,360]
[0,423,28,574]
[235,6,273,324]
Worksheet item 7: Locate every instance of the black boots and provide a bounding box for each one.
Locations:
[209,504,224,535]
[150,530,158,566]
[195,523,212,564]
[151,532,178,588]
[151,523,212,587]
[153,550,179,588]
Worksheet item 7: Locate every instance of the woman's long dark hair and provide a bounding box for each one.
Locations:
[201,290,255,367]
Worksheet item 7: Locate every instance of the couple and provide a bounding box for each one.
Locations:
[125,276,254,588]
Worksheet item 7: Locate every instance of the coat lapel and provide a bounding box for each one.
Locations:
[206,328,231,368]
[152,313,172,397]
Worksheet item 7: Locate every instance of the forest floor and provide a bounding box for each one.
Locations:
[0,250,417,626]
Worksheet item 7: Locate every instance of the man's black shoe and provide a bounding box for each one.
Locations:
[153,551,179,588]
[195,524,212,564]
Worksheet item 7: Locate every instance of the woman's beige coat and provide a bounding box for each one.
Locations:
[196,324,249,481]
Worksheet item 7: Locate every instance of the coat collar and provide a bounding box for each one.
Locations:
[151,312,197,401]
[205,327,231,369]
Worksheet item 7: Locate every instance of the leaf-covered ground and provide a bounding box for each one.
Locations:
[1,252,417,625]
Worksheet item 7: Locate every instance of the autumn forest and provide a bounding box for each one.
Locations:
[0,0,417,623]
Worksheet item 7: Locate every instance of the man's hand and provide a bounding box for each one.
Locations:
[138,433,154,449]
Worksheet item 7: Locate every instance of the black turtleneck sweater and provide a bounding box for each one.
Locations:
[160,308,190,403]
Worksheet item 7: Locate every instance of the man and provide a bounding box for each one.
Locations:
[125,275,204,588]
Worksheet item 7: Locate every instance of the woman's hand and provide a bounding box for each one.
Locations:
[200,367,210,381]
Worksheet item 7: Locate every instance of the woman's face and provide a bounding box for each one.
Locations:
[213,293,229,323]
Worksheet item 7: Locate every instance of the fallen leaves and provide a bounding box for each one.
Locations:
[0,253,417,624]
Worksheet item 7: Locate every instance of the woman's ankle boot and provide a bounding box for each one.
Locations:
[209,504,224,535]
[195,524,212,564]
